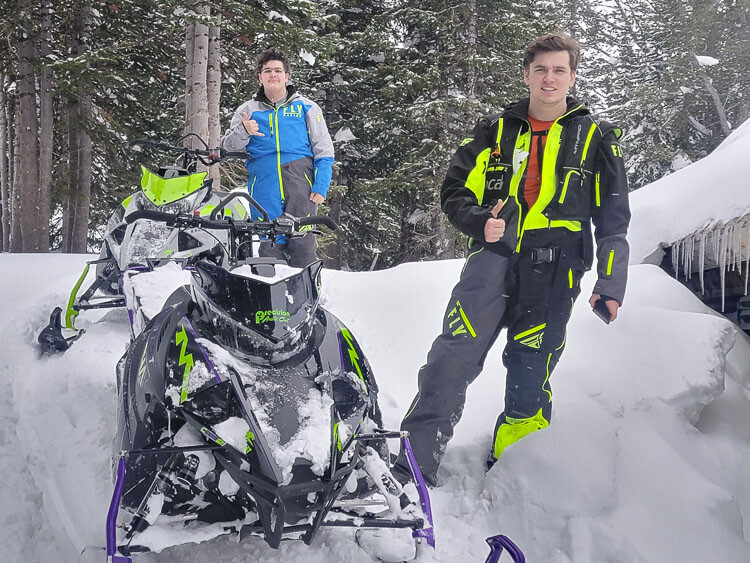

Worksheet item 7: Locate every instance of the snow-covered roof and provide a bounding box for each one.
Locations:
[629,117,750,265]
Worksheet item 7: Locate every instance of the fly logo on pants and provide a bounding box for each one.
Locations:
[513,323,545,349]
[447,300,476,337]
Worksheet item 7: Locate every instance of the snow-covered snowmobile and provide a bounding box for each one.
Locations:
[106,196,435,562]
[38,135,248,354]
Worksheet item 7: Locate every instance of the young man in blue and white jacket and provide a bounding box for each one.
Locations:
[221,48,335,267]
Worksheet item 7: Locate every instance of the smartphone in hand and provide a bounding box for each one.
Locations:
[593,299,611,324]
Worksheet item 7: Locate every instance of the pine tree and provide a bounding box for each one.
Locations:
[335,0,552,269]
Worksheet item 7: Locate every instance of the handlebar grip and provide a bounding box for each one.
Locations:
[297,215,338,231]
[124,209,179,225]
[221,150,250,159]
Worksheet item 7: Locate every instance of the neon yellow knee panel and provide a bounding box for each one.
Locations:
[492,409,549,460]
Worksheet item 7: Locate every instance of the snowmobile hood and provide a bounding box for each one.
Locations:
[140,165,209,209]
[190,260,323,362]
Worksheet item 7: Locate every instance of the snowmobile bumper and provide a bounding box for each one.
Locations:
[485,534,525,562]
[107,458,133,563]
[401,435,435,548]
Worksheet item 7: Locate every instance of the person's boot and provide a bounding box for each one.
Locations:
[486,409,549,470]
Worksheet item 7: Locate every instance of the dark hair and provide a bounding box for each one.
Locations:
[255,48,291,76]
[523,33,580,72]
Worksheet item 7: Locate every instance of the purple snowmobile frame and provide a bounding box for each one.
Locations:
[485,533,525,562]
[105,438,435,561]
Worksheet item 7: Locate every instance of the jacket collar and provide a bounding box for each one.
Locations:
[255,84,297,106]
[502,96,589,123]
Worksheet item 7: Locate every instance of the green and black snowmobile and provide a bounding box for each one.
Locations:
[104,195,435,562]
[38,135,248,353]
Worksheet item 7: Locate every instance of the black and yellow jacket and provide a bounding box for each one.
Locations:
[441,97,631,304]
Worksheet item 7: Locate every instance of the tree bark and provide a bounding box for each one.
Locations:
[0,73,9,252]
[185,1,210,165]
[692,52,732,137]
[64,2,93,253]
[37,0,54,251]
[16,0,42,252]
[207,15,221,185]
[184,14,195,140]
[65,100,79,253]
[9,90,20,251]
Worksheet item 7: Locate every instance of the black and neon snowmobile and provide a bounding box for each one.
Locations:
[38,134,248,354]
[105,195,435,562]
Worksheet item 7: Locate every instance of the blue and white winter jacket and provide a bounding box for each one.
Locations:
[221,85,335,221]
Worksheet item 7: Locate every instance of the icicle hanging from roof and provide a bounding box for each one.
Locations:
[669,214,750,312]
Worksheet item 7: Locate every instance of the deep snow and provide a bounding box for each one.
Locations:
[2,119,750,563]
[2,251,750,562]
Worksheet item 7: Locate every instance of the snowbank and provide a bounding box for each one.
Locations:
[3,253,750,562]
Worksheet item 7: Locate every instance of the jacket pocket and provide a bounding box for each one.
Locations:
[484,162,511,202]
[546,168,591,221]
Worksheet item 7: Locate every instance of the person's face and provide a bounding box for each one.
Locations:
[258,60,289,98]
[524,50,576,109]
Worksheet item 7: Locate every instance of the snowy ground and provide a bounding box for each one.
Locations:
[2,252,750,562]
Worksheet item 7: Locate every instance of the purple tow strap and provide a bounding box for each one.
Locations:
[485,534,525,563]
[106,456,133,562]
[401,436,435,548]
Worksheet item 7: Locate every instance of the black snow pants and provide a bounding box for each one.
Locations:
[258,158,319,268]
[394,242,585,486]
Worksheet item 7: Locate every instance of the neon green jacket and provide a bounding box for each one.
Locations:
[441,97,631,304]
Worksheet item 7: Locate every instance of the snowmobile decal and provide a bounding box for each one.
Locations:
[245,430,256,453]
[174,324,195,403]
[340,326,367,391]
[136,346,148,387]
[255,309,291,324]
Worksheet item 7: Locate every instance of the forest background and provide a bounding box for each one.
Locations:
[0,0,747,271]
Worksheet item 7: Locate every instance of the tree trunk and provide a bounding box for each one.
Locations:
[185,1,210,165]
[693,53,732,137]
[466,0,477,101]
[184,15,195,139]
[9,91,20,251]
[0,73,9,252]
[37,0,54,252]
[64,3,92,253]
[65,101,79,253]
[16,0,42,252]
[207,16,221,186]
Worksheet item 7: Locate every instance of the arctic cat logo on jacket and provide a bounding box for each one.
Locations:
[255,309,291,324]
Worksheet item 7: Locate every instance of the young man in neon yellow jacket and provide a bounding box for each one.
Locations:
[393,33,630,487]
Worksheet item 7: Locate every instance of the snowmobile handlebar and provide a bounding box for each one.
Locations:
[209,192,337,231]
[129,134,249,166]
[210,191,269,222]
[124,207,337,237]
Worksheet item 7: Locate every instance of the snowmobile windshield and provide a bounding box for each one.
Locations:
[140,165,209,210]
[190,261,322,361]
